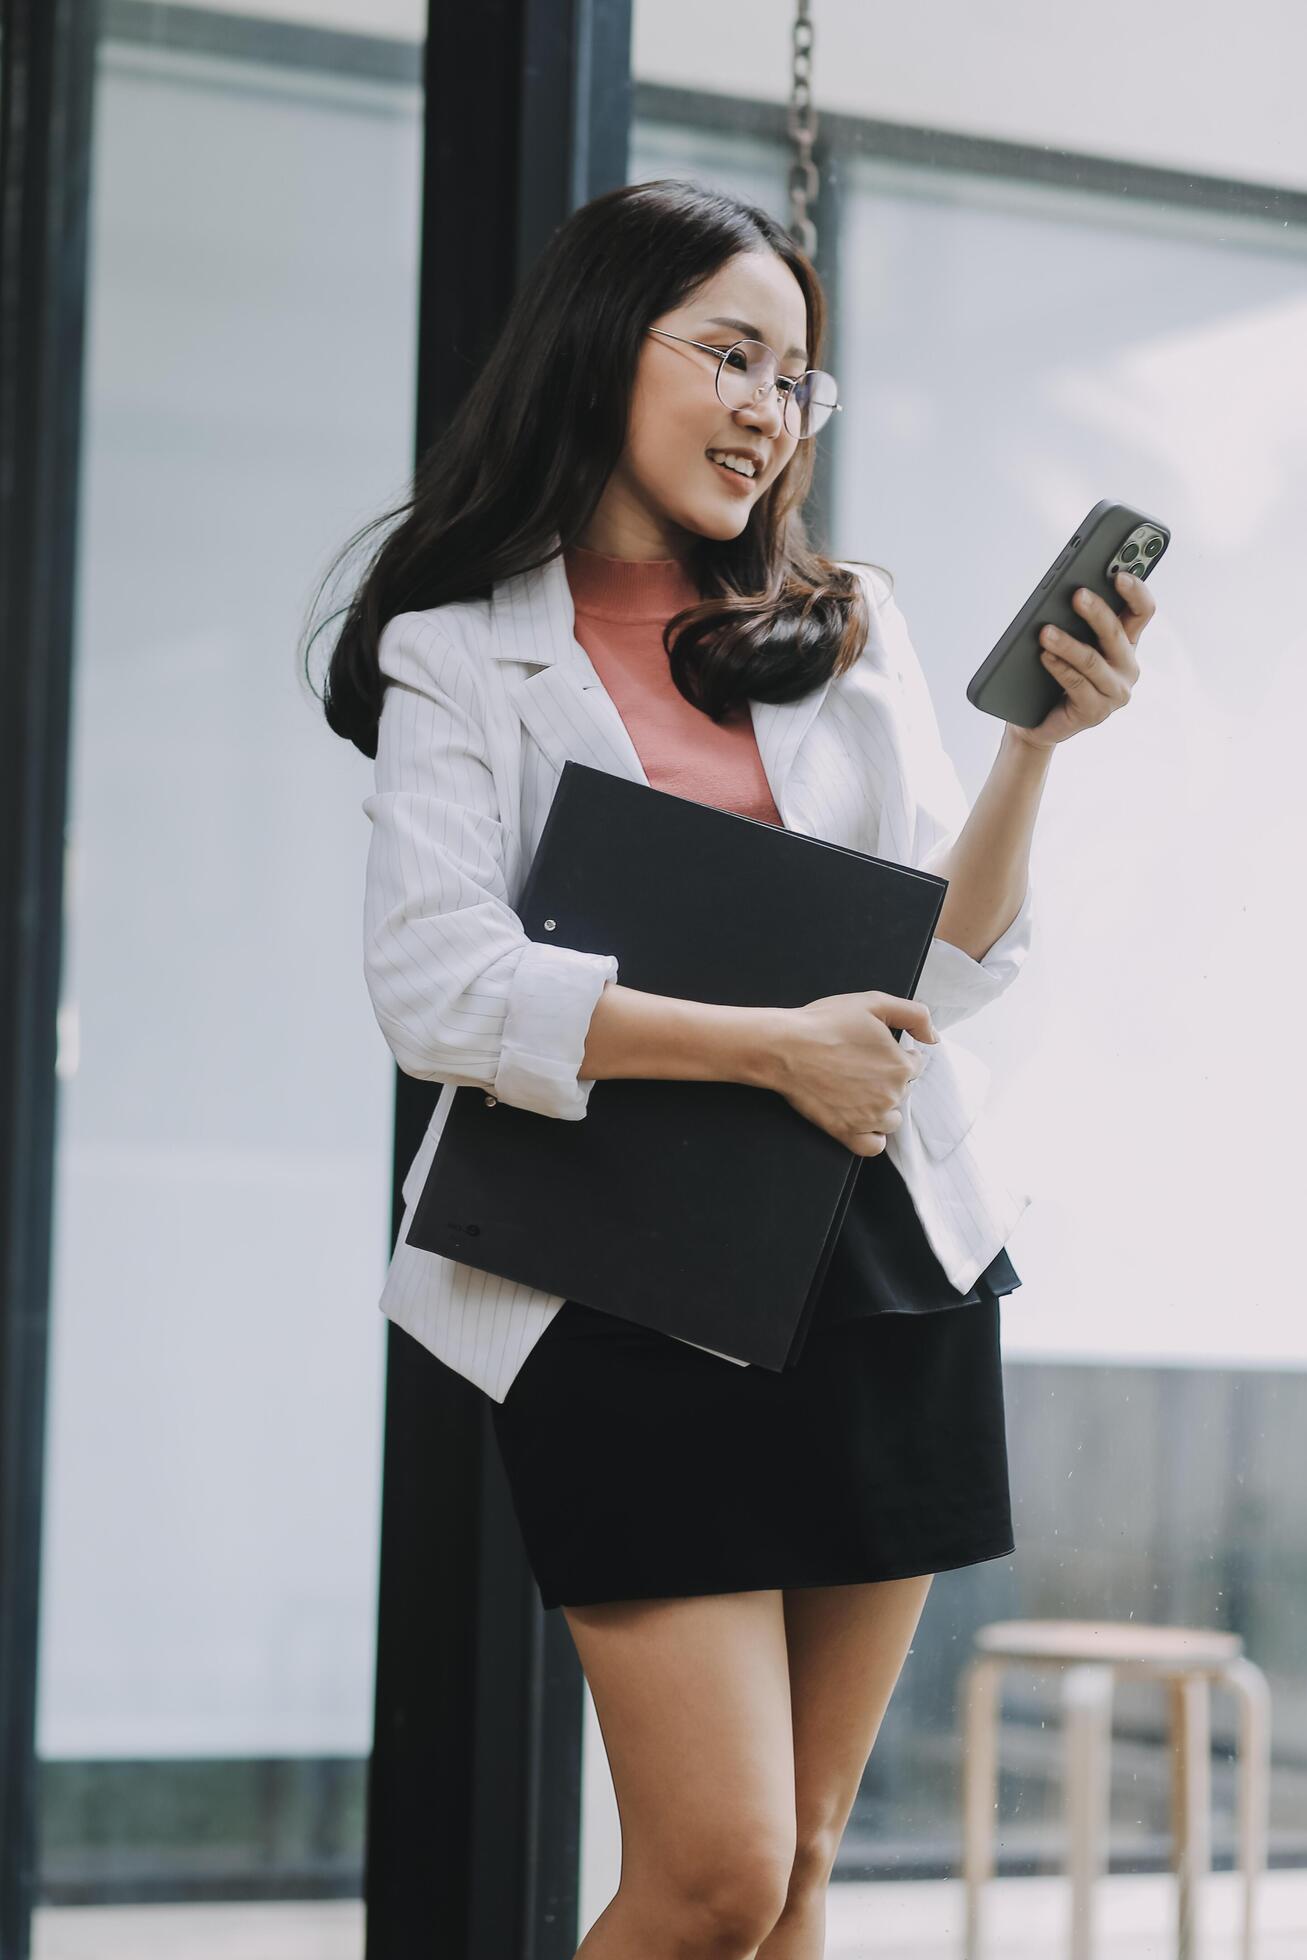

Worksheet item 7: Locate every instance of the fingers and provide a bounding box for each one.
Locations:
[1113,566,1156,634]
[1038,603,1131,714]
[1044,580,1142,673]
[1076,582,1142,675]
[847,1068,923,1153]
[847,1091,911,1153]
[1037,632,1100,698]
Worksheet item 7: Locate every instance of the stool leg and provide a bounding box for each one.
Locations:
[1168,1673,1211,1960]
[1220,1656,1271,1960]
[1063,1664,1114,1960]
[960,1655,1005,1960]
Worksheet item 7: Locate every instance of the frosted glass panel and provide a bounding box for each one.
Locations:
[836,154,1307,1371]
[629,118,787,212]
[40,34,423,1780]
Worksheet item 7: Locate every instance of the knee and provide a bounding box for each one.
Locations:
[786,1824,842,1904]
[655,1835,795,1955]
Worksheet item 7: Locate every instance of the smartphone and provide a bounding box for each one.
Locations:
[966,499,1170,727]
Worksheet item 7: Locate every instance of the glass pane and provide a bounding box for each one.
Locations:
[34,7,424,1944]
[630,117,787,213]
[838,148,1306,1369]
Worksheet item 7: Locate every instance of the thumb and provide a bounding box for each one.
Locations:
[904,998,939,1044]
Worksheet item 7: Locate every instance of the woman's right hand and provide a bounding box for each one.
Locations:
[767,991,938,1156]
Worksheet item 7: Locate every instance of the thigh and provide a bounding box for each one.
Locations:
[782,1575,935,1861]
[563,1590,798,1900]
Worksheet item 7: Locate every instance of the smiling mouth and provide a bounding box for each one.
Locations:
[707,453,757,487]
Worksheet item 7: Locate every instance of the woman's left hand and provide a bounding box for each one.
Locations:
[1007,568,1156,751]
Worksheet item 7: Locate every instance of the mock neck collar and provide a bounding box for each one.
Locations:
[562,541,702,621]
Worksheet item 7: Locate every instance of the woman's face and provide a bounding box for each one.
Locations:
[580,250,811,562]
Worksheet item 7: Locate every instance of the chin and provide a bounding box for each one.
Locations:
[680,502,753,541]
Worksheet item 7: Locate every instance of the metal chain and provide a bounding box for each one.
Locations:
[787,0,819,260]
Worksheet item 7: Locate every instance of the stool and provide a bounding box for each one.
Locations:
[959,1620,1271,1960]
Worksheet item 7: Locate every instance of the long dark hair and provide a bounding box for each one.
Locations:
[303,178,888,759]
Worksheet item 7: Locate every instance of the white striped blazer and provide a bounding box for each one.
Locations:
[361,539,1034,1404]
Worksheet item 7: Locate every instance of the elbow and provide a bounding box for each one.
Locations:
[362,944,502,1091]
[370,1007,497,1093]
[934,880,1029,967]
[916,883,1034,1031]
[362,937,620,1122]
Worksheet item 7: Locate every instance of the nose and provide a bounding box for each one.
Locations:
[733,383,787,441]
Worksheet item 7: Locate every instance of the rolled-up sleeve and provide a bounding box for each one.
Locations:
[913,879,1033,1029]
[362,611,619,1119]
[867,572,1034,1031]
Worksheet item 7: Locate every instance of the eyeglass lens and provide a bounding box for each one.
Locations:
[717,340,837,439]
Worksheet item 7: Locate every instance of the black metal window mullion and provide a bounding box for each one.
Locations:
[0,4,101,1959]
[366,8,632,1959]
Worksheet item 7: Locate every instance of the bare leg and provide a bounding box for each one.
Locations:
[752,1574,936,1960]
[565,1589,798,1959]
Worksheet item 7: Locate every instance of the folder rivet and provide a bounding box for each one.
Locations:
[484,1095,497,1106]
[543,919,556,931]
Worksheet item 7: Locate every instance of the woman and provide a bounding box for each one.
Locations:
[313,179,1151,1959]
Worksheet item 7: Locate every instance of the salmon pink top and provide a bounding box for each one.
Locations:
[562,543,783,827]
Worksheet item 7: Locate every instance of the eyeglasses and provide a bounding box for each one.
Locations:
[645,328,841,440]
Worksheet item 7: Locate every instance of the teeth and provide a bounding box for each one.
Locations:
[708,450,756,479]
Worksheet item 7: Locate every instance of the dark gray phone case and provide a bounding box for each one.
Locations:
[966,498,1170,727]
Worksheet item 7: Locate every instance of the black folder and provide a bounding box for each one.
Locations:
[405,761,947,1371]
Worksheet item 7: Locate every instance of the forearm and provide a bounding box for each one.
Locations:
[933,726,1052,962]
[578,731,1051,1086]
[580,982,787,1090]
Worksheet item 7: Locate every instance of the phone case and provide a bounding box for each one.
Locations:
[966,498,1170,727]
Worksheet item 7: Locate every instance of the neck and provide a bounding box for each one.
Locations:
[563,542,702,621]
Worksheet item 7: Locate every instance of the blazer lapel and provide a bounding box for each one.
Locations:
[747,687,832,826]
[487,542,836,826]
[490,547,650,788]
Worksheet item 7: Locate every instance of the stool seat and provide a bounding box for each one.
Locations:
[974,1618,1244,1673]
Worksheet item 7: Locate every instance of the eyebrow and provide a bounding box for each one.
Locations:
[703,317,809,365]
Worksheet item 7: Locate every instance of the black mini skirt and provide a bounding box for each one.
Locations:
[490,1156,1019,1611]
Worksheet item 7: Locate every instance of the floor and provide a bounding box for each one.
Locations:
[30,1867,1306,1957]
